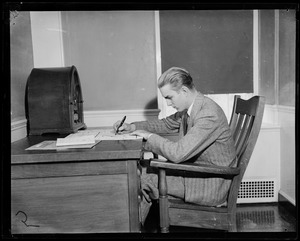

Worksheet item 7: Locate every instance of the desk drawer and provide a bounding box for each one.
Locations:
[11,160,128,179]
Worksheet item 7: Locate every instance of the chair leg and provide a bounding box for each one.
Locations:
[158,168,169,233]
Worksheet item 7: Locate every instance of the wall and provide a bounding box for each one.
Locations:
[30,11,65,68]
[278,10,296,107]
[10,11,34,121]
[11,11,160,138]
[277,10,296,204]
[258,10,296,205]
[11,11,65,142]
[278,106,295,204]
[10,11,34,142]
[61,11,158,112]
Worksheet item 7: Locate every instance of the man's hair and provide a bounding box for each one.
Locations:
[158,67,195,91]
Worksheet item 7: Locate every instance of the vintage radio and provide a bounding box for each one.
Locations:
[26,65,86,135]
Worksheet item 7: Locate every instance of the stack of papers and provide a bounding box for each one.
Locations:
[55,130,101,148]
[56,135,96,147]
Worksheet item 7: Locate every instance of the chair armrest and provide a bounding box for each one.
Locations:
[150,159,240,176]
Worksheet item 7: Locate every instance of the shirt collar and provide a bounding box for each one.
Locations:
[187,99,195,116]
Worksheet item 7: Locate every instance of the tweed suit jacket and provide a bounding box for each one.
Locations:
[134,92,237,206]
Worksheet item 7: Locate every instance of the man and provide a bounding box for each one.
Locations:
[113,67,237,224]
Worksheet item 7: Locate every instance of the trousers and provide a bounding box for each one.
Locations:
[139,167,185,225]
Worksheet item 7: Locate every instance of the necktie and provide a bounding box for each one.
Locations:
[182,111,189,136]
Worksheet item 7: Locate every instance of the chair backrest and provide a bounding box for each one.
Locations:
[227,95,265,210]
[229,95,241,133]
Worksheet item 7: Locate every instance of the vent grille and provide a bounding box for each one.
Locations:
[237,179,276,203]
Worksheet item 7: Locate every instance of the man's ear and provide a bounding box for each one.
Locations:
[181,86,190,95]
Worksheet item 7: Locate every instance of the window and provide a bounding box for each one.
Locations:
[160,10,253,94]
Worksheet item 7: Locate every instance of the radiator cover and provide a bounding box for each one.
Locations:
[237,179,277,203]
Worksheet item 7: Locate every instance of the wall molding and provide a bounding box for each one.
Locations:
[83,109,161,127]
[266,104,295,113]
[11,109,161,142]
[11,105,293,140]
[263,104,295,124]
[279,190,295,206]
[13,106,289,142]
[11,119,27,143]
[277,105,295,114]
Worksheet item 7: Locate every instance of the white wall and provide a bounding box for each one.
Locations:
[278,106,295,204]
[11,12,64,143]
[30,11,64,68]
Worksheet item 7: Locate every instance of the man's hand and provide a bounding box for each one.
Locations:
[130,130,152,140]
[113,121,136,134]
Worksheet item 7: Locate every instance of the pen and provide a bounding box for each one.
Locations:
[115,116,126,135]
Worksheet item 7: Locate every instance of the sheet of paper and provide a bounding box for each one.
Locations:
[26,141,57,150]
[96,128,142,141]
[61,128,141,141]
[65,130,101,139]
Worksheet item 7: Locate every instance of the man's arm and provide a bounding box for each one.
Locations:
[132,111,183,134]
[144,107,227,164]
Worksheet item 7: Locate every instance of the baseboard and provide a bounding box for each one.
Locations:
[278,191,295,206]
[278,192,296,218]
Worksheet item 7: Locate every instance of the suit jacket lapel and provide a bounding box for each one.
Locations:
[188,92,204,130]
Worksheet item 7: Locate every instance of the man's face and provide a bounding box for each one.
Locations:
[160,84,187,112]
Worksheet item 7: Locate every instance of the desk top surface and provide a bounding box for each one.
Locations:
[11,134,144,164]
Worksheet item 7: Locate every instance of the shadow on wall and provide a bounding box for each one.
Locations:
[144,97,160,121]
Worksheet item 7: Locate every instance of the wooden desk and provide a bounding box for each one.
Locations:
[11,134,143,233]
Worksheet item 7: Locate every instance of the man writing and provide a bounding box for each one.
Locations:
[113,67,237,224]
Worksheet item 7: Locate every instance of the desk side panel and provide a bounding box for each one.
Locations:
[11,174,130,233]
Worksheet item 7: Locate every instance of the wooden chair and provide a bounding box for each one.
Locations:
[149,95,265,233]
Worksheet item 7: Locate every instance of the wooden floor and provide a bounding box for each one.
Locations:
[142,200,297,238]
[4,201,296,239]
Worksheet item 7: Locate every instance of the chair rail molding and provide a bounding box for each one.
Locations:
[82,109,160,128]
[11,118,27,143]
[11,109,161,143]
[263,104,295,124]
